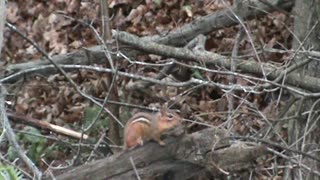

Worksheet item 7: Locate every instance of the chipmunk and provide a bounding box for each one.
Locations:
[124,106,182,149]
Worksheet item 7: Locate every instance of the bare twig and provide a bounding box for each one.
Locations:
[7,111,89,139]
[130,157,141,180]
[99,0,114,69]
[57,8,121,145]
[0,85,42,179]
[114,30,320,96]
[98,0,121,145]
[0,152,33,179]
[5,22,123,129]
[230,136,320,163]
[227,29,244,131]
[267,148,320,177]
[222,0,267,79]
[4,63,320,98]
[128,35,207,90]
[1,64,263,93]
[0,0,5,57]
[87,131,107,162]
[55,11,115,71]
[100,0,112,41]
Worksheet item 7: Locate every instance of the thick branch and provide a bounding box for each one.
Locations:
[144,0,293,46]
[114,31,320,94]
[6,0,293,72]
[53,128,267,179]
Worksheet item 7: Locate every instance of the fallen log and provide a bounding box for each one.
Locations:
[53,127,267,180]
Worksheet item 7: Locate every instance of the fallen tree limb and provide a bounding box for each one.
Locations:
[4,2,318,94]
[3,61,320,98]
[113,30,320,95]
[53,127,268,180]
[143,0,293,46]
[3,0,305,96]
[6,0,293,73]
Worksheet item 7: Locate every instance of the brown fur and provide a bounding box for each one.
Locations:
[124,109,181,149]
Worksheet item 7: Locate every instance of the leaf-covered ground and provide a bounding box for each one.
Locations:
[1,0,292,178]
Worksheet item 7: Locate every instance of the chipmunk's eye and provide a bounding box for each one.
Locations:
[167,113,174,120]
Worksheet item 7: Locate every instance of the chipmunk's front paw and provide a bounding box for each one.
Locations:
[158,140,166,146]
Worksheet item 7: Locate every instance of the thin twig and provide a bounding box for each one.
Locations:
[0,85,42,179]
[222,0,267,79]
[0,152,33,179]
[0,0,5,56]
[98,0,121,145]
[4,63,320,98]
[100,0,112,41]
[230,136,320,163]
[1,64,263,93]
[5,22,123,128]
[227,28,244,131]
[267,147,320,177]
[130,157,141,180]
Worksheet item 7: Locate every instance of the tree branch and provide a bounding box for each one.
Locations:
[0,85,42,179]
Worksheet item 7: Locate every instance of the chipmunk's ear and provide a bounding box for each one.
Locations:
[160,104,168,115]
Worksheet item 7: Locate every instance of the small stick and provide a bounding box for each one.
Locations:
[7,112,89,140]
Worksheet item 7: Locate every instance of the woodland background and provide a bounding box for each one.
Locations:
[0,0,319,179]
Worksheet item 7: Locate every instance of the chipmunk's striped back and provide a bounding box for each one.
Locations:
[123,108,181,150]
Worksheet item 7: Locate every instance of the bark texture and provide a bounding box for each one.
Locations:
[52,128,267,180]
[287,0,320,179]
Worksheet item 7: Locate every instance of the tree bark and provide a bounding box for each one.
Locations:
[287,0,320,179]
[52,128,267,180]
